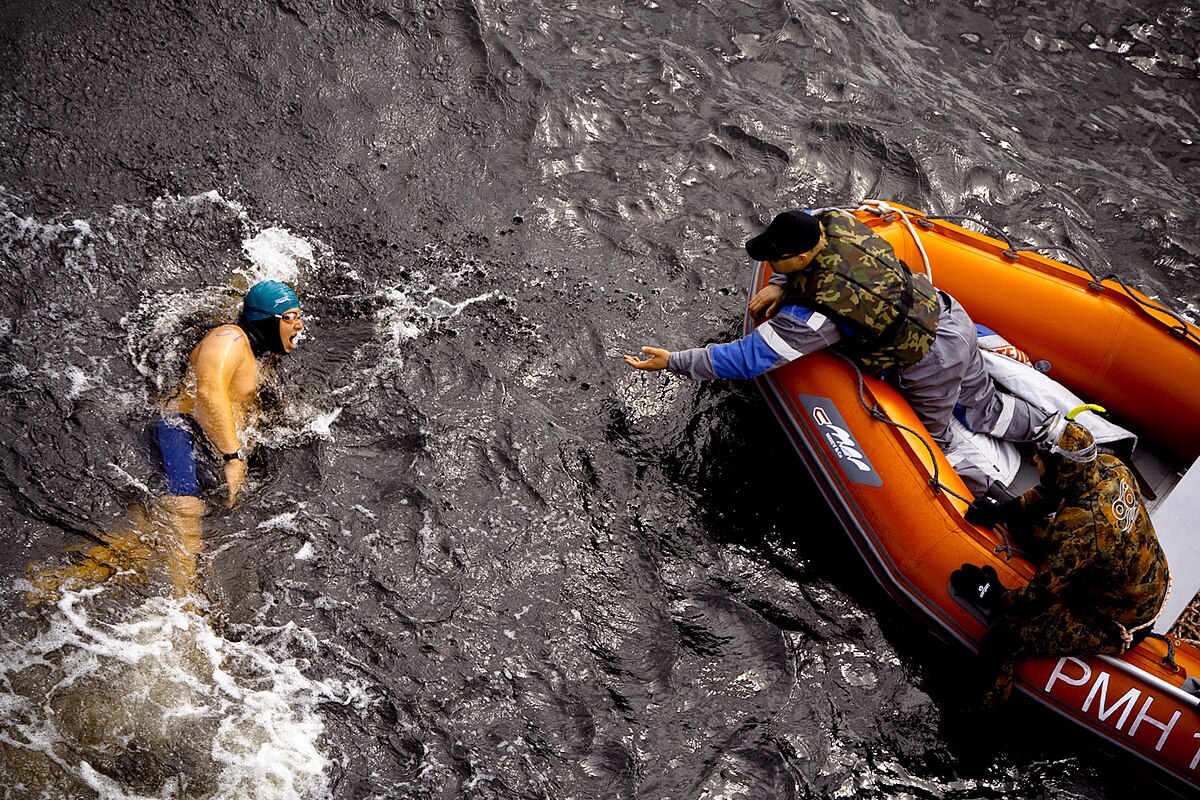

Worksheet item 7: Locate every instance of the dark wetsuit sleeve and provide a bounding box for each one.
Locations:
[1010,486,1056,525]
[1002,506,1093,615]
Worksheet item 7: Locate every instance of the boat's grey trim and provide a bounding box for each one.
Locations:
[1096,654,1200,708]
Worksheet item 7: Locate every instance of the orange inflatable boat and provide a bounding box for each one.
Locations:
[748,201,1200,795]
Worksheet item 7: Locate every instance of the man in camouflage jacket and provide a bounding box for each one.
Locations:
[624,207,1048,494]
[973,418,1169,706]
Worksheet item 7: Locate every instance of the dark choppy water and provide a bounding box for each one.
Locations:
[1,1,1198,797]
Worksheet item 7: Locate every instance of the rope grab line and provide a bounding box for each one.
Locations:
[849,200,1200,347]
[836,351,1024,563]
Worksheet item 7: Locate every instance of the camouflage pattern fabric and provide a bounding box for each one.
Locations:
[979,435,1169,706]
[780,209,939,373]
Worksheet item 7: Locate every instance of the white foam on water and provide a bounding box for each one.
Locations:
[376,284,503,348]
[60,363,105,403]
[181,190,248,218]
[247,403,344,453]
[240,228,313,289]
[376,285,435,346]
[123,286,232,396]
[0,192,100,300]
[305,407,342,438]
[0,592,345,799]
[257,510,301,532]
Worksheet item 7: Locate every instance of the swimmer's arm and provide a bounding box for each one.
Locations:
[192,327,252,507]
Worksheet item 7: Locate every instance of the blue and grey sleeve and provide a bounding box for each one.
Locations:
[665,305,843,381]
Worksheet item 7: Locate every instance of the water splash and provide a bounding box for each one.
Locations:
[0,592,346,800]
[376,282,506,348]
[240,228,314,290]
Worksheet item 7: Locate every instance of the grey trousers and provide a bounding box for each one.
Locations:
[896,293,1045,493]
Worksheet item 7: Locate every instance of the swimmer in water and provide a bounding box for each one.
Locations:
[28,280,305,602]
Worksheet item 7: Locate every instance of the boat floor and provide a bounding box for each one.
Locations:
[997,436,1179,503]
[1143,448,1200,636]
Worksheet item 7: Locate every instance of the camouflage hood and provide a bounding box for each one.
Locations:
[1043,420,1102,497]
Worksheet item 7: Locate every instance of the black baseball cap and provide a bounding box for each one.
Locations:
[745,210,823,261]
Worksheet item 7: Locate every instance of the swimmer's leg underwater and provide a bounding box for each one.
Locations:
[26,499,206,603]
[26,418,211,604]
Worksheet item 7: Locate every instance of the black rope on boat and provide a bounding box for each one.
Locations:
[1024,238,1200,346]
[991,530,1020,564]
[838,353,972,506]
[836,353,1031,562]
[874,206,1199,349]
[998,253,1200,345]
[1023,244,1099,280]
[1014,241,1199,346]
[1097,272,1200,346]
[1146,632,1180,673]
[921,214,1018,251]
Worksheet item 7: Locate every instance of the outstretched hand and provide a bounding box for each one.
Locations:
[749,283,784,319]
[623,346,671,371]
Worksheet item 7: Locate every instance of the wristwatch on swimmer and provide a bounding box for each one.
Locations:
[223,450,244,462]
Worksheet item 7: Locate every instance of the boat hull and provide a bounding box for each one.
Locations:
[750,204,1200,794]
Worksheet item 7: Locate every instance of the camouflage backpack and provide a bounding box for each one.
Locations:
[781,209,939,373]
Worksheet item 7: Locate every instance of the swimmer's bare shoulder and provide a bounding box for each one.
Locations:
[176,324,259,413]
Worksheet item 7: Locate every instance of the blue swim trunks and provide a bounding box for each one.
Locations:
[155,414,206,496]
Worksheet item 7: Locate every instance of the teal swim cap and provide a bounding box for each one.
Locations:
[241,280,300,322]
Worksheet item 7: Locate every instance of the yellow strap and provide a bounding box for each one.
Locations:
[1066,403,1106,421]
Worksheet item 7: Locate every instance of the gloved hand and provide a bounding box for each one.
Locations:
[965,481,1018,528]
[951,563,1007,610]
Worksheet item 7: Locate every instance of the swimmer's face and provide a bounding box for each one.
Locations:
[278,308,304,353]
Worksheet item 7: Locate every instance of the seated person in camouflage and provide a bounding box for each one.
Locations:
[624,208,1047,494]
[954,411,1170,707]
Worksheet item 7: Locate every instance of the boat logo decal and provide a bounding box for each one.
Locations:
[1112,477,1139,534]
[798,394,882,487]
